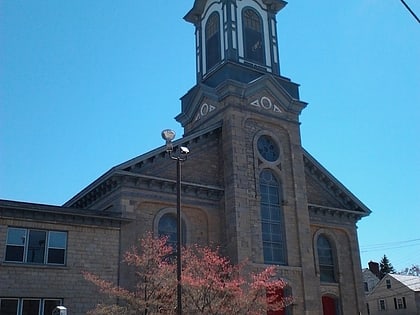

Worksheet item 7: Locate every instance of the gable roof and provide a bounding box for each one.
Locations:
[303,148,371,217]
[389,274,420,291]
[64,122,223,208]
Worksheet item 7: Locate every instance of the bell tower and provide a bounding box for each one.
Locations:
[177,0,306,134]
[184,0,286,81]
[177,1,321,312]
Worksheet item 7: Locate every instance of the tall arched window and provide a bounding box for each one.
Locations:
[243,8,264,64]
[260,169,286,265]
[317,235,336,282]
[158,213,186,248]
[205,12,221,71]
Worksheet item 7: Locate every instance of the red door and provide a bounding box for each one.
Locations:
[322,296,336,315]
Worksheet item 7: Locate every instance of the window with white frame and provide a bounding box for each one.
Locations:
[0,298,61,315]
[378,299,386,311]
[394,297,407,309]
[5,227,67,265]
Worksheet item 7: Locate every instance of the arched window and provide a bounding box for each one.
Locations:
[260,169,286,264]
[243,8,264,64]
[205,12,221,71]
[158,213,186,248]
[317,235,336,282]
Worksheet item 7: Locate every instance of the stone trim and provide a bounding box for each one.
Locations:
[308,204,363,222]
[0,199,129,228]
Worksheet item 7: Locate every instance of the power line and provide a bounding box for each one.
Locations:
[400,0,420,23]
[360,238,420,252]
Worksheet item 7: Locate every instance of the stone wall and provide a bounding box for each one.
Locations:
[0,216,120,315]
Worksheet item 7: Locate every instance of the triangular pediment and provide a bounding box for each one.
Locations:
[243,74,307,115]
[303,149,371,217]
[64,123,224,209]
[178,71,307,131]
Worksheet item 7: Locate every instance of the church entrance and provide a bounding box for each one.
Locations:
[322,296,337,315]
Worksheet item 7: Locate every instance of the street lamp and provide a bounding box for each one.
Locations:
[161,129,189,315]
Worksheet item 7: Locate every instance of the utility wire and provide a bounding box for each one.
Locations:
[400,0,420,23]
[360,238,420,253]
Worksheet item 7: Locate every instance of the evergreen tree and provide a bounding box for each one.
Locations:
[379,255,395,279]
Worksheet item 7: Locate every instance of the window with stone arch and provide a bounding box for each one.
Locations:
[260,169,286,265]
[317,234,337,283]
[158,213,186,248]
[243,8,264,64]
[205,11,221,71]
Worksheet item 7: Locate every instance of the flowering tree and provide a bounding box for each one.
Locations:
[84,232,292,315]
[182,244,292,314]
[84,233,176,315]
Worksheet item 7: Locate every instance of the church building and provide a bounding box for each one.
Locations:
[0,1,370,314]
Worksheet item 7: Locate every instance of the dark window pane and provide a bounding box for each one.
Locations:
[270,207,280,220]
[243,9,264,64]
[5,245,24,262]
[261,205,270,220]
[257,136,279,162]
[47,249,65,265]
[260,169,285,265]
[0,299,18,315]
[205,12,221,71]
[320,266,335,282]
[158,213,186,247]
[271,232,282,242]
[6,228,26,245]
[27,230,46,263]
[272,245,284,263]
[317,235,336,282]
[48,232,66,248]
[22,300,40,315]
[43,300,61,315]
[263,244,272,262]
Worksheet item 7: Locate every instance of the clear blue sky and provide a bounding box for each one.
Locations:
[1,1,419,272]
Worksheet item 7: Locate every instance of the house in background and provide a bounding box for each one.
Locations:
[363,261,381,294]
[366,273,420,315]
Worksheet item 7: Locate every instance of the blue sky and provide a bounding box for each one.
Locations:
[1,1,419,272]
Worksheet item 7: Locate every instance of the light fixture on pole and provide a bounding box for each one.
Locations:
[161,129,189,315]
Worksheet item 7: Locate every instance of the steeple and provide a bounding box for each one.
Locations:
[178,0,305,135]
[184,0,287,84]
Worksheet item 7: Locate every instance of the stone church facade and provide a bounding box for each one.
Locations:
[0,1,370,314]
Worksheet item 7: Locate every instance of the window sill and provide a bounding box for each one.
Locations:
[1,261,68,269]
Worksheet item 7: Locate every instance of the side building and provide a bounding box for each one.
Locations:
[0,200,128,314]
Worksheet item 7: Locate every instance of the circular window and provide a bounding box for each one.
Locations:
[257,135,279,162]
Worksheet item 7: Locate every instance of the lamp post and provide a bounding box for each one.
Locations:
[161,129,189,315]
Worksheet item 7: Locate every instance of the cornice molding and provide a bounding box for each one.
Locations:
[0,200,129,228]
[308,204,363,222]
[70,171,224,210]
